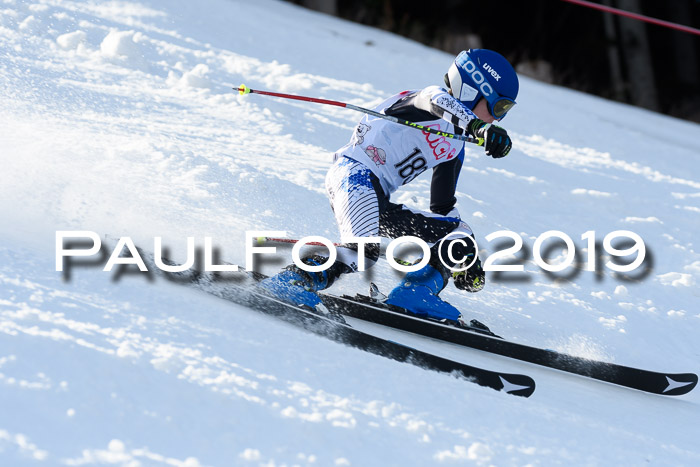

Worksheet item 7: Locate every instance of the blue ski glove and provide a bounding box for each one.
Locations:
[468,119,512,158]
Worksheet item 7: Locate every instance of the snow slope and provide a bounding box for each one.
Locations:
[1,0,699,465]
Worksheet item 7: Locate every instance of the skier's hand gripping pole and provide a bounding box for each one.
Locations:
[235,84,483,145]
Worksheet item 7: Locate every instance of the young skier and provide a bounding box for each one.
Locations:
[259,49,519,326]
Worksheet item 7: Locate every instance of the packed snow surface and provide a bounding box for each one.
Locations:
[1,0,699,465]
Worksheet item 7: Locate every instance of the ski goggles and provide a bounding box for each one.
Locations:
[487,94,516,121]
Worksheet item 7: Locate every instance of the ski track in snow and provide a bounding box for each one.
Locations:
[1,0,699,465]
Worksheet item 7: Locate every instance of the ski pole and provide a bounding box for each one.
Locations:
[256,236,414,266]
[256,236,339,247]
[236,84,483,145]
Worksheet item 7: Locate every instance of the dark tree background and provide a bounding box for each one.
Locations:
[289,0,700,123]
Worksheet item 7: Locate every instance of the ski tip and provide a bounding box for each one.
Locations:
[237,84,251,95]
[661,373,698,396]
[499,375,536,398]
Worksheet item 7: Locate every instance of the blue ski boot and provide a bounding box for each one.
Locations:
[258,268,324,309]
[386,264,462,323]
[257,259,346,323]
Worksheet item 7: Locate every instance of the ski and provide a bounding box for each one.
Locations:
[112,239,537,398]
[321,292,697,396]
[174,272,534,397]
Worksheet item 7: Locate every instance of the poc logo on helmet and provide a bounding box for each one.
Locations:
[463,59,494,98]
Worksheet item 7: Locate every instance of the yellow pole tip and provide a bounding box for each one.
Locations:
[238,84,251,95]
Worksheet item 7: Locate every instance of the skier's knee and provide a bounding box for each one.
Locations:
[453,257,485,293]
[432,236,485,293]
[433,235,477,269]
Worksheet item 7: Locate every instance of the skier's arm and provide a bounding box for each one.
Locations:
[430,152,464,216]
[414,87,514,159]
[384,87,469,215]
[412,86,477,130]
[384,86,477,130]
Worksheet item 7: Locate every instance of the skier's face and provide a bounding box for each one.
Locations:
[472,98,495,123]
